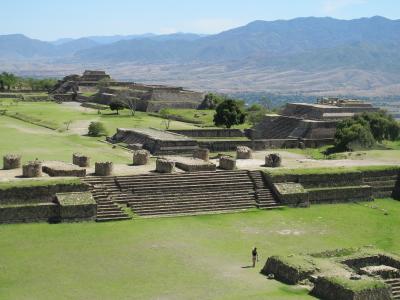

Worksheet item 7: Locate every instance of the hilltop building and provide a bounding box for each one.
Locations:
[50,70,204,112]
[249,97,380,142]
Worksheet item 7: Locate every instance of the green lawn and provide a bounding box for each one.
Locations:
[0,101,198,132]
[0,115,131,164]
[0,199,399,299]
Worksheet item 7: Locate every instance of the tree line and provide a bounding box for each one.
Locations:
[0,72,57,91]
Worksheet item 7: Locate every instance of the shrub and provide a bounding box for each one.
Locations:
[88,122,107,137]
[213,99,246,128]
[109,100,125,114]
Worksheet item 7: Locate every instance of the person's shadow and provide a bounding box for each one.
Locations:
[241,265,254,269]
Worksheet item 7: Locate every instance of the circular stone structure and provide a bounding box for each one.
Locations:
[156,158,175,173]
[95,162,113,176]
[236,146,253,159]
[3,154,21,170]
[193,148,209,161]
[72,153,90,167]
[22,161,42,178]
[219,156,236,170]
[132,150,150,166]
[265,153,282,168]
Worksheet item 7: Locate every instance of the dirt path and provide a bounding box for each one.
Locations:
[68,118,99,135]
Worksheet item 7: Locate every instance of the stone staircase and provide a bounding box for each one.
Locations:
[248,171,283,209]
[384,278,400,299]
[82,178,131,222]
[363,173,398,198]
[83,170,282,219]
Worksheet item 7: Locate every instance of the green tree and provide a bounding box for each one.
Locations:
[247,103,268,125]
[213,99,246,128]
[109,100,125,115]
[0,72,17,90]
[88,122,107,137]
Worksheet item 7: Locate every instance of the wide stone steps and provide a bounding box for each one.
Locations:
[385,278,400,299]
[84,170,282,218]
[132,203,255,217]
[89,189,132,222]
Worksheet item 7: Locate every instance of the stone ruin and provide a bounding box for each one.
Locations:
[22,160,42,178]
[193,148,209,161]
[42,161,86,177]
[219,156,236,170]
[132,150,150,166]
[3,154,21,170]
[170,156,216,172]
[72,153,90,168]
[265,153,282,168]
[236,146,253,159]
[95,162,113,176]
[156,158,175,173]
[249,97,381,144]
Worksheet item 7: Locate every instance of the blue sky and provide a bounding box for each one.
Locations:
[0,0,399,40]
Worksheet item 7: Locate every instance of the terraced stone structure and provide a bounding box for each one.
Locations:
[50,70,204,112]
[262,247,399,300]
[109,128,198,155]
[82,170,281,219]
[42,161,86,177]
[3,154,21,170]
[250,97,380,144]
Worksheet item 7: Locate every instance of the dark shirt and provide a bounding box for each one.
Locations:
[252,249,257,257]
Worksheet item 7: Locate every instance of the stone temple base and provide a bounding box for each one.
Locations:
[42,161,86,177]
[169,156,216,172]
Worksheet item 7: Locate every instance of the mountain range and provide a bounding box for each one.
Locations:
[1,16,400,96]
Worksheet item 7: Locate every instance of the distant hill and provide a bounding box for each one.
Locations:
[1,17,400,96]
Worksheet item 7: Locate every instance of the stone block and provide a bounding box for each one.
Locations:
[236,146,253,159]
[72,153,90,167]
[265,153,282,168]
[95,162,113,176]
[132,150,150,166]
[22,161,42,178]
[3,154,21,170]
[193,148,209,161]
[156,159,175,173]
[219,156,236,170]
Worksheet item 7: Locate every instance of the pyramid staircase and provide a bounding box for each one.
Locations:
[83,170,282,219]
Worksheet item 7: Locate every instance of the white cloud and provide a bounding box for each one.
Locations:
[322,0,367,13]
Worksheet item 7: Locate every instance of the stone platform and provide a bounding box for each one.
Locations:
[42,161,86,177]
[168,156,216,172]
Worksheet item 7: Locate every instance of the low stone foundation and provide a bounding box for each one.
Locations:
[261,255,317,285]
[219,156,236,170]
[55,192,97,222]
[173,157,216,172]
[193,148,209,161]
[22,161,42,178]
[42,161,86,177]
[95,162,113,176]
[132,150,150,166]
[156,159,175,173]
[3,154,21,170]
[72,153,90,167]
[236,146,253,159]
[311,276,391,300]
[265,153,282,168]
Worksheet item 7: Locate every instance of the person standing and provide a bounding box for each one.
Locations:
[252,247,258,267]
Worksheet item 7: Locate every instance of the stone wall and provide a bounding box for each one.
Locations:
[168,129,245,138]
[55,192,97,222]
[0,203,59,224]
[311,276,391,300]
[261,256,316,285]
